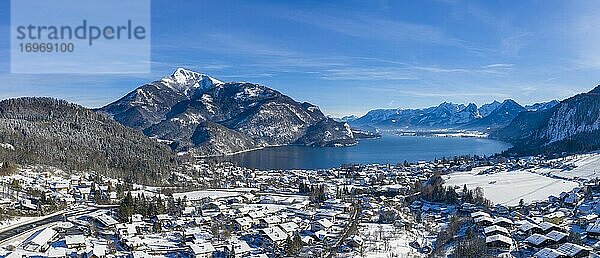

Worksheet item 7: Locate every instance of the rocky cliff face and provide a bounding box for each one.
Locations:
[461,99,526,130]
[494,86,600,155]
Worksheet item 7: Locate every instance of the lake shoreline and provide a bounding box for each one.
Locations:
[207,134,511,170]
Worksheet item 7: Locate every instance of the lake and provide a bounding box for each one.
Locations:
[214,135,512,170]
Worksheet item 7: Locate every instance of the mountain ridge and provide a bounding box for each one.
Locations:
[494,85,600,155]
[349,99,553,131]
[99,68,357,156]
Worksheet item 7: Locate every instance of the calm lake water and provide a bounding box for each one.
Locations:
[215,135,511,170]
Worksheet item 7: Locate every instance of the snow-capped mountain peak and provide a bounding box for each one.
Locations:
[160,68,224,96]
[172,67,223,85]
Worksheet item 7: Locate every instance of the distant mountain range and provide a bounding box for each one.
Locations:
[349,99,558,131]
[494,86,600,155]
[334,115,359,123]
[99,68,357,156]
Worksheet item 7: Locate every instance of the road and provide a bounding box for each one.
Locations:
[325,204,360,258]
[0,213,64,243]
[0,206,100,244]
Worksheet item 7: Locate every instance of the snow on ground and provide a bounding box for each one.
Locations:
[444,169,578,206]
[172,190,242,201]
[0,216,38,229]
[550,153,600,180]
[360,223,423,258]
[0,210,66,233]
[247,204,287,212]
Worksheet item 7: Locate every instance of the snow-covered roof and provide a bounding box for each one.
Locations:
[47,247,67,258]
[556,243,591,256]
[131,251,153,258]
[87,244,107,257]
[30,227,57,248]
[260,227,287,242]
[156,214,171,220]
[231,240,253,253]
[485,234,512,245]
[470,211,490,218]
[525,234,552,246]
[65,234,85,245]
[316,218,333,228]
[97,213,119,227]
[493,217,513,225]
[519,221,542,232]
[544,230,567,242]
[539,221,560,232]
[261,215,281,224]
[533,248,565,258]
[235,217,253,227]
[474,216,494,223]
[279,221,299,233]
[189,242,216,255]
[483,225,509,235]
[248,211,266,219]
[586,219,600,234]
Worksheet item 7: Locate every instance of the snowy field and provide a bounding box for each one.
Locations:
[550,153,600,180]
[443,168,578,206]
[172,190,243,201]
[360,223,423,258]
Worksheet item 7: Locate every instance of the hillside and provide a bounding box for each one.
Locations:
[0,97,180,185]
[494,86,600,155]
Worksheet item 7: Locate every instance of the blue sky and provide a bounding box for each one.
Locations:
[1,0,599,116]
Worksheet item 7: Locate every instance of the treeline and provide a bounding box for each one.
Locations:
[0,97,180,185]
[299,182,327,203]
[117,191,186,222]
[432,215,491,257]
[416,172,459,204]
[506,129,600,157]
[415,172,491,207]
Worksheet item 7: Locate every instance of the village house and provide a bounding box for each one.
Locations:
[533,248,567,258]
[525,234,554,248]
[187,242,216,258]
[260,227,287,246]
[65,234,86,250]
[485,234,512,250]
[556,243,591,258]
[545,231,568,245]
[540,221,563,234]
[25,227,57,252]
[311,218,333,232]
[234,217,253,231]
[483,225,509,236]
[519,221,544,235]
[258,215,281,228]
[585,219,600,239]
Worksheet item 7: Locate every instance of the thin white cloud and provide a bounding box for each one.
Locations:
[319,68,417,81]
[413,66,470,73]
[481,63,514,69]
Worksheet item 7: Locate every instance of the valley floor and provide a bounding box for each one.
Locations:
[444,167,579,206]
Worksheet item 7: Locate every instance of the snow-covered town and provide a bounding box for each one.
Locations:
[1,152,600,258]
